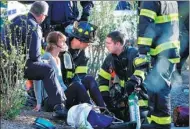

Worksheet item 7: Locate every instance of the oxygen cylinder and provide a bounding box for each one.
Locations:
[64,52,72,69]
[128,92,141,129]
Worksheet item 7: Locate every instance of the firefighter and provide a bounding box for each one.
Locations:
[42,1,94,36]
[176,1,189,75]
[133,1,180,129]
[98,31,149,121]
[61,21,106,108]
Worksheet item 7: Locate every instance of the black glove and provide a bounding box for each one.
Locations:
[103,96,113,108]
[124,81,137,96]
[80,14,88,21]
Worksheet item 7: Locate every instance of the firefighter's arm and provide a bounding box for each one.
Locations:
[98,55,113,107]
[125,48,147,94]
[98,55,113,96]
[129,1,160,88]
[138,1,160,55]
[80,1,94,21]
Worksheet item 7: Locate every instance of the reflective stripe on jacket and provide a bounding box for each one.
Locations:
[138,1,180,64]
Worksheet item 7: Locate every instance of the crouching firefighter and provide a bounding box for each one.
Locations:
[59,21,106,109]
[98,31,149,122]
[136,1,180,129]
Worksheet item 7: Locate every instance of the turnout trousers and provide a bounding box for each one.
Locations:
[145,57,176,129]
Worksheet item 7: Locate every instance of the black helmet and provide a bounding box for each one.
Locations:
[65,21,98,43]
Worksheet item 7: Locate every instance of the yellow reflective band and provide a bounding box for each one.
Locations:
[120,80,125,87]
[41,47,45,55]
[84,31,89,35]
[67,71,74,78]
[147,116,152,124]
[155,13,179,23]
[99,85,109,92]
[134,70,145,81]
[138,100,148,107]
[75,66,88,74]
[137,37,153,46]
[98,68,111,80]
[168,58,180,64]
[134,57,148,67]
[150,41,180,56]
[140,9,157,20]
[148,115,171,125]
[78,28,83,33]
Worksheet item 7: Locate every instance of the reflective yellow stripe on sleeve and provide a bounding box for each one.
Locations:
[99,85,109,92]
[120,80,125,87]
[140,9,157,20]
[168,58,180,64]
[150,41,180,56]
[75,66,88,74]
[155,13,178,23]
[134,70,145,81]
[147,115,171,125]
[134,57,149,67]
[138,99,148,107]
[137,37,153,46]
[98,68,111,80]
[67,71,74,78]
[41,47,45,55]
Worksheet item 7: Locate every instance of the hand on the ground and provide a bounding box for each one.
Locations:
[33,104,41,112]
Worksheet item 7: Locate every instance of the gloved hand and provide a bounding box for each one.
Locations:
[80,13,88,21]
[103,96,113,108]
[124,80,138,96]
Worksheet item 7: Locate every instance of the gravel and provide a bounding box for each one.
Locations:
[171,70,189,113]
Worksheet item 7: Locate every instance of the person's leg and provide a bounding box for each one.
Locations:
[24,61,67,118]
[25,61,66,105]
[64,81,91,109]
[146,63,174,129]
[81,75,106,107]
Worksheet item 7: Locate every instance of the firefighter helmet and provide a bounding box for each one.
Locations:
[65,21,98,43]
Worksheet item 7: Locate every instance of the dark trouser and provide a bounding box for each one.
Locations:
[81,75,106,107]
[24,61,66,107]
[145,58,176,129]
[64,81,91,109]
[65,75,106,109]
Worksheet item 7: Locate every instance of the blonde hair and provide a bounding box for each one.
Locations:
[46,31,66,52]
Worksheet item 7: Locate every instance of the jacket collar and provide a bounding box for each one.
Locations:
[28,12,38,23]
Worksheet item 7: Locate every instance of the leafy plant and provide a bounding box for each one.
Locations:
[0,14,28,119]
